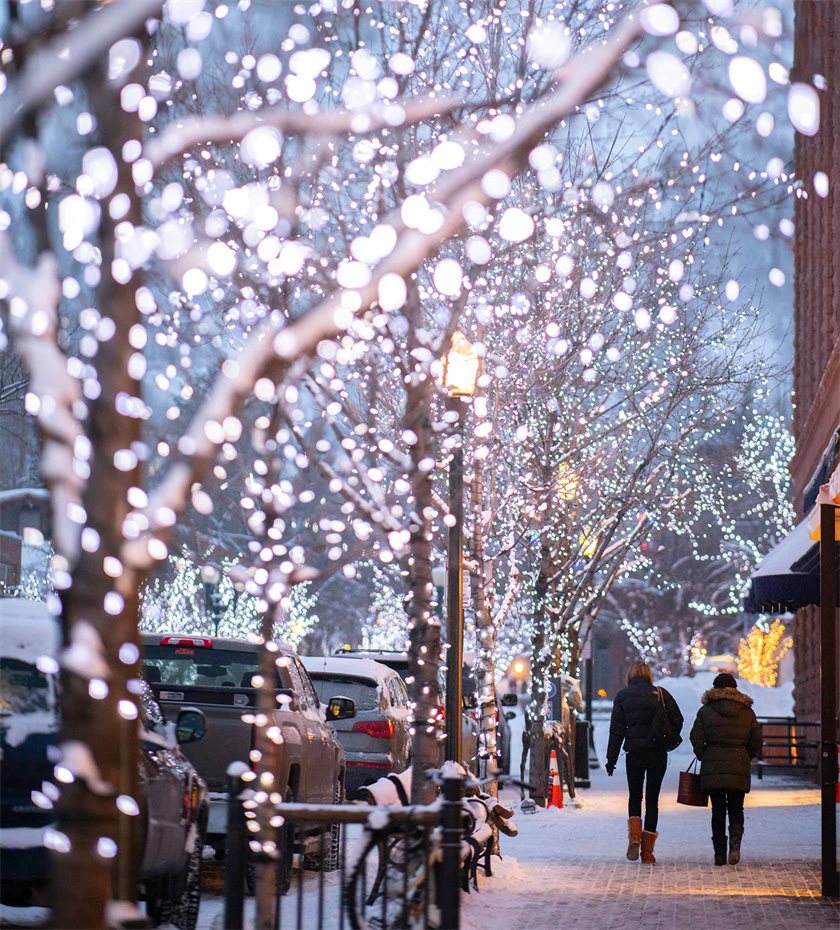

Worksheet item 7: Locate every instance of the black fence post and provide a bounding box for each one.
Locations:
[439,775,463,930]
[224,761,249,930]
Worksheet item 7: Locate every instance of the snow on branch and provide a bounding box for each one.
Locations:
[0,0,164,148]
[146,95,463,171]
[492,559,521,629]
[1,240,84,562]
[122,10,643,571]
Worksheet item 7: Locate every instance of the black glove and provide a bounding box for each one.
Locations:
[606,763,615,776]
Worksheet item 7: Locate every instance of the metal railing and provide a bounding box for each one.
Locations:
[223,770,465,930]
[754,717,820,778]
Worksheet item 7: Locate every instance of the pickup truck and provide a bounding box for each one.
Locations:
[139,634,350,868]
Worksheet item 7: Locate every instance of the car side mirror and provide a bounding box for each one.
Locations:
[505,711,516,721]
[501,693,519,707]
[326,696,356,721]
[176,707,206,744]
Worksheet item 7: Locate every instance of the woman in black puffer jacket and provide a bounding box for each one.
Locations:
[690,672,762,866]
[606,662,683,865]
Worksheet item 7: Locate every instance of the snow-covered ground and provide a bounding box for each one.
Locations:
[2,683,827,930]
[465,698,835,930]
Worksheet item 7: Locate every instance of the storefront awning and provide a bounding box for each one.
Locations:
[746,463,840,614]
[745,518,820,613]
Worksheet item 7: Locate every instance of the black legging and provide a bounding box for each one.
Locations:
[626,749,668,832]
[709,789,745,840]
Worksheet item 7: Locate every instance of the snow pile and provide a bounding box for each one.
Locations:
[1,710,57,748]
[655,671,794,719]
[0,598,60,662]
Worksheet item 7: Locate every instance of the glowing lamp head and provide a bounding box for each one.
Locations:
[511,658,527,677]
[440,331,480,397]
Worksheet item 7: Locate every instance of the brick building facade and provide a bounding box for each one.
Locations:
[790,1,840,719]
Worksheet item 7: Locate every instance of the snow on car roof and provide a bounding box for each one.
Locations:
[0,598,60,663]
[140,633,297,653]
[301,655,396,686]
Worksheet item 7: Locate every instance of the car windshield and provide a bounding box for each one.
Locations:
[0,658,54,715]
[142,646,292,690]
[308,675,380,712]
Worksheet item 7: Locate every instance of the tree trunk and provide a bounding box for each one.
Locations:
[255,601,281,930]
[468,451,498,795]
[50,82,143,929]
[527,539,552,807]
[403,294,441,804]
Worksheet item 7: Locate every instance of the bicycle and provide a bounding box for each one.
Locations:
[345,772,527,930]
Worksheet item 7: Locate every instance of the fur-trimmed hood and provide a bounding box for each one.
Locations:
[701,686,753,708]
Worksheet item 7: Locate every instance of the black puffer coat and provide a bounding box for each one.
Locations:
[607,679,683,767]
[689,687,763,793]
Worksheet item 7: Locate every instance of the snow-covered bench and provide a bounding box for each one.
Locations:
[358,767,500,892]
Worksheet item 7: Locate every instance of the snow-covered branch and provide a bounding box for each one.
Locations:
[146,95,463,171]
[0,241,83,562]
[123,12,643,571]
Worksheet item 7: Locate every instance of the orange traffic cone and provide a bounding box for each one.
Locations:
[547,750,564,809]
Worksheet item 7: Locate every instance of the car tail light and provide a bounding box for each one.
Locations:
[160,636,212,648]
[352,720,395,740]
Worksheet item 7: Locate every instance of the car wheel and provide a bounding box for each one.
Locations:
[157,823,203,930]
[303,776,343,873]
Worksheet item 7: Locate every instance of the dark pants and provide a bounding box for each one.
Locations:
[709,789,745,840]
[626,750,668,832]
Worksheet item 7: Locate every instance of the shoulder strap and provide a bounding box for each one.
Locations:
[388,773,410,806]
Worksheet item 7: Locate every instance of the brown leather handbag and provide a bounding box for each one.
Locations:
[677,757,708,807]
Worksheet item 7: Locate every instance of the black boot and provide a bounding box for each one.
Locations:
[728,825,744,865]
[712,834,727,866]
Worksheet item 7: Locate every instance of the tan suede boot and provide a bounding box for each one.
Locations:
[640,830,658,864]
[626,817,643,861]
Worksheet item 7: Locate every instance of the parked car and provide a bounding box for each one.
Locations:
[333,649,480,769]
[461,671,515,774]
[301,656,411,797]
[0,600,208,930]
[140,634,350,869]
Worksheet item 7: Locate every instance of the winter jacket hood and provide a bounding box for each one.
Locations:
[701,687,754,709]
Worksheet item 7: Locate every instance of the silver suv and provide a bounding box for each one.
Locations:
[302,656,411,797]
[333,649,479,770]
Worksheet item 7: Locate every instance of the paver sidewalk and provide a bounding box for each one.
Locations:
[462,757,840,930]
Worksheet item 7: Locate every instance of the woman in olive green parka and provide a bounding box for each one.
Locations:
[689,673,762,867]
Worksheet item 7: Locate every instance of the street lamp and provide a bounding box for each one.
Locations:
[440,331,479,764]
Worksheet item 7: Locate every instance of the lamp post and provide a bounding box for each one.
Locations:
[440,332,480,764]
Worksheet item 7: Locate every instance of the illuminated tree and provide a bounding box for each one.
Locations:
[738,619,793,687]
[1,0,813,922]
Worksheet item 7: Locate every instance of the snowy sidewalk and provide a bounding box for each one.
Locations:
[462,757,839,930]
